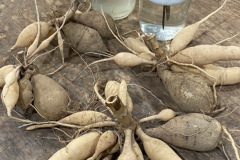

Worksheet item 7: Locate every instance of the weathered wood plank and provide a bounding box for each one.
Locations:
[0,0,239,159]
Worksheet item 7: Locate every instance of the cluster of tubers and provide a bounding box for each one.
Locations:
[0,64,70,120]
[1,0,240,159]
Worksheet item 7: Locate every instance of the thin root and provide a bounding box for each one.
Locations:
[215,106,240,119]
[56,23,65,64]
[74,121,117,138]
[27,0,41,57]
[215,33,239,45]
[222,125,240,160]
[53,127,73,139]
[94,83,106,105]
[27,10,68,62]
[127,83,166,107]
[81,51,113,58]
[9,116,34,123]
[222,142,230,160]
[100,6,138,55]
[27,45,60,66]
[45,64,65,76]
[71,46,97,86]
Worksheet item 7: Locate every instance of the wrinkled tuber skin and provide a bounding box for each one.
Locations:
[157,66,214,113]
[17,65,38,110]
[72,11,116,39]
[145,113,222,151]
[17,73,33,110]
[62,22,107,53]
[32,74,69,120]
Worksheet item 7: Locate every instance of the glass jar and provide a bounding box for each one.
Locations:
[91,0,136,20]
[139,0,191,41]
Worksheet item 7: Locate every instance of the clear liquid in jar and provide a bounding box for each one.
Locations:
[139,0,191,41]
[91,0,136,20]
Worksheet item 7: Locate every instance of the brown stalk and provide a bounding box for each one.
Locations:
[48,0,85,26]
[105,95,137,130]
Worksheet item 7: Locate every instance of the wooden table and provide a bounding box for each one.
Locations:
[0,0,239,159]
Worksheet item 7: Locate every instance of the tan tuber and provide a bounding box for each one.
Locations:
[87,130,118,160]
[139,108,177,123]
[11,22,50,50]
[1,81,19,116]
[0,65,14,88]
[49,132,101,160]
[136,126,182,160]
[118,129,137,160]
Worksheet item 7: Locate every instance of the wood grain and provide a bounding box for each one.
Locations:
[0,0,239,159]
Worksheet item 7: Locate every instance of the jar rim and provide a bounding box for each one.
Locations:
[149,0,186,5]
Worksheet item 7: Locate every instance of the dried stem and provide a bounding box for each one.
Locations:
[56,23,65,65]
[94,83,106,105]
[94,83,115,116]
[27,0,41,56]
[142,33,164,59]
[25,121,87,130]
[212,81,218,109]
[44,24,66,76]
[27,11,68,61]
[26,45,60,66]
[47,0,84,26]
[100,6,138,55]
[105,95,137,130]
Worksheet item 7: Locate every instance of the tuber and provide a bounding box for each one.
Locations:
[62,22,107,53]
[157,66,215,113]
[145,113,222,151]
[136,126,181,160]
[105,80,133,113]
[170,45,240,66]
[1,81,19,116]
[170,0,227,55]
[0,65,14,87]
[118,129,137,160]
[87,130,117,160]
[171,64,240,86]
[32,74,69,120]
[72,11,116,39]
[11,22,50,50]
[132,134,144,160]
[17,74,33,110]
[89,52,156,67]
[49,131,101,160]
[139,109,177,123]
[123,37,155,57]
[4,65,21,92]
